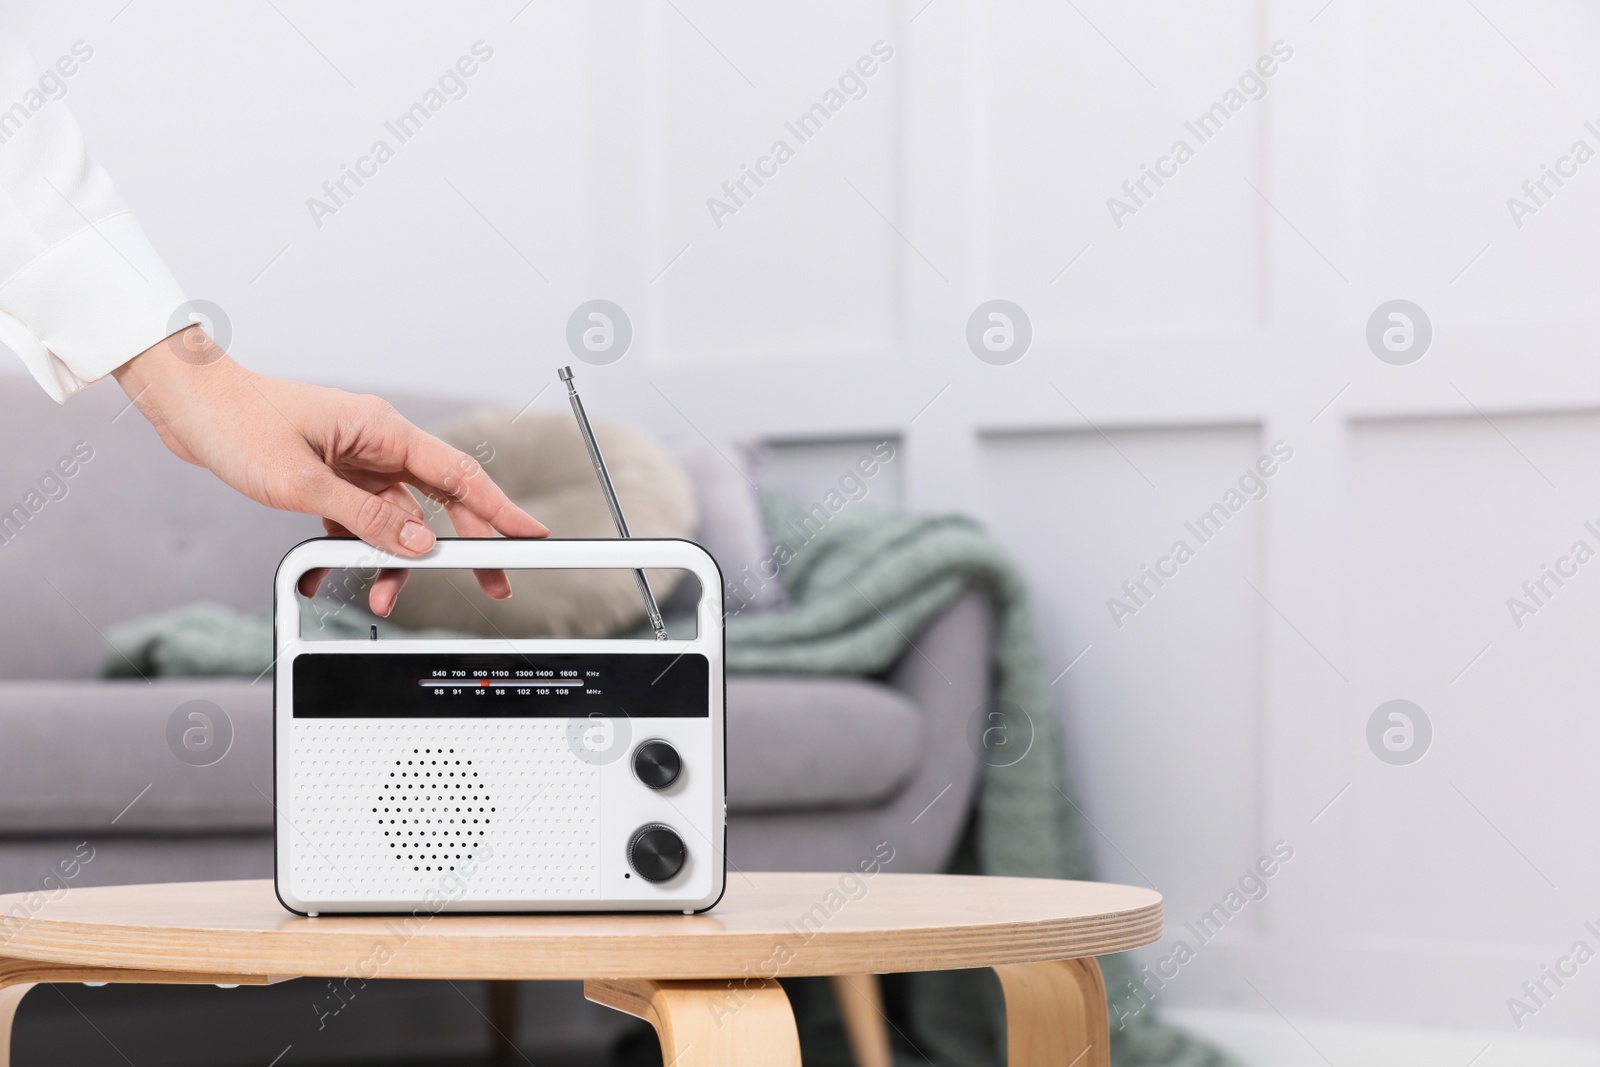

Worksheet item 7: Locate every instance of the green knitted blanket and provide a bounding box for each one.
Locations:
[101,495,1233,1066]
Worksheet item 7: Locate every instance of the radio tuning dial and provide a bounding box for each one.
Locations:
[627,824,686,883]
[632,739,681,789]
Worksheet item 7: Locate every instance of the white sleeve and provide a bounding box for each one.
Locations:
[0,29,186,402]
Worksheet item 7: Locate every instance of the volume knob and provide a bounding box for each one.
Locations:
[627,824,686,883]
[632,739,681,789]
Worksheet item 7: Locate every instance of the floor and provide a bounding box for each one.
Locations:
[1170,1008,1600,1066]
[291,1033,662,1067]
[305,1010,1600,1067]
[23,984,1600,1065]
[7,980,644,1067]
[288,1029,661,1067]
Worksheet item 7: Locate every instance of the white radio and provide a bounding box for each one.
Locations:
[272,370,726,915]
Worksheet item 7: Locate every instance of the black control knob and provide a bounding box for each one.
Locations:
[627,824,686,883]
[632,739,681,789]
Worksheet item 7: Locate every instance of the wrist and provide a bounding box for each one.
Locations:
[113,327,244,397]
[113,328,253,463]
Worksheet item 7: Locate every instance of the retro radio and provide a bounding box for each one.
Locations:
[272,369,726,915]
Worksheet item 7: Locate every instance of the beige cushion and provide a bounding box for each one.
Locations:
[384,409,697,638]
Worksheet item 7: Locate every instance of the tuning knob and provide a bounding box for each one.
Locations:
[632,739,681,789]
[627,824,686,883]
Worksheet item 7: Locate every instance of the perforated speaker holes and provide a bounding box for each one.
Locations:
[375,748,495,873]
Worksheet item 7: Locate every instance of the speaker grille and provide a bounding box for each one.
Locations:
[379,748,491,873]
[289,720,601,900]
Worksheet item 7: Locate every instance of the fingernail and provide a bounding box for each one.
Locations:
[399,521,434,551]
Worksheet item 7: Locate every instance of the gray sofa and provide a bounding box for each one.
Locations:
[0,376,992,1065]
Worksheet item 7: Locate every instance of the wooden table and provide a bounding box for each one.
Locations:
[0,873,1160,1067]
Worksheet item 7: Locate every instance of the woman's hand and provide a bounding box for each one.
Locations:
[113,327,547,616]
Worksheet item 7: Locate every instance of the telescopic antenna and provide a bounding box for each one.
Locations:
[559,366,669,641]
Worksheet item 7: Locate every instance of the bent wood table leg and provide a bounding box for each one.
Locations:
[586,977,801,1067]
[829,973,893,1067]
[0,957,280,1067]
[0,984,30,1067]
[994,957,1110,1067]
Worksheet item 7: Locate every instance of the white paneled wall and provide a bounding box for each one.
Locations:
[763,436,905,512]
[8,0,1600,1041]
[979,426,1268,929]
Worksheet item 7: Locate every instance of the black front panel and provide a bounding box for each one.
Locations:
[293,652,709,719]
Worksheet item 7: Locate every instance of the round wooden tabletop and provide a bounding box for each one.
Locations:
[0,873,1161,981]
